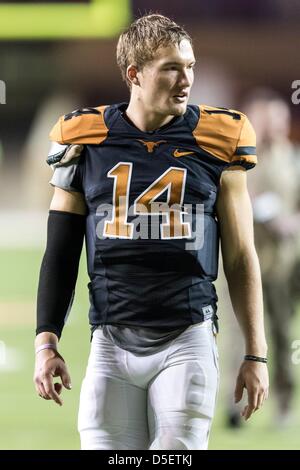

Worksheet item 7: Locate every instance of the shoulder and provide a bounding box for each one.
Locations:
[49,105,110,145]
[189,104,256,168]
[193,104,250,143]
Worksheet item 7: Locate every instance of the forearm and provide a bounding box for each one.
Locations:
[224,247,267,356]
[36,210,85,339]
[35,331,59,349]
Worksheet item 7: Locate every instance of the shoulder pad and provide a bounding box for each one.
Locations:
[49,105,109,145]
[47,142,83,167]
[193,105,255,165]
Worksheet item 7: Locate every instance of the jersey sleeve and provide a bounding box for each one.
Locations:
[46,105,108,192]
[193,105,257,170]
[230,115,257,170]
[47,142,84,193]
[49,106,108,145]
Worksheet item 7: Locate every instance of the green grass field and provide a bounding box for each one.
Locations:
[0,249,299,449]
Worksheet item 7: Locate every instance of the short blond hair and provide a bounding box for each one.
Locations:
[116,14,193,89]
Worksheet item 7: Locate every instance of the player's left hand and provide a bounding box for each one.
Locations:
[234,360,269,421]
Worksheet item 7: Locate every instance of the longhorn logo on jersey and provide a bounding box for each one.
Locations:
[136,140,167,153]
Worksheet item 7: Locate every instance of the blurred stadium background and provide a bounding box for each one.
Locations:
[0,0,300,450]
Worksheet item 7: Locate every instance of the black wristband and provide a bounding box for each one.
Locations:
[244,355,267,364]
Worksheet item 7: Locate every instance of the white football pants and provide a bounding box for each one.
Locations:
[78,320,219,450]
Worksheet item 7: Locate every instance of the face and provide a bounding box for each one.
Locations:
[135,39,195,117]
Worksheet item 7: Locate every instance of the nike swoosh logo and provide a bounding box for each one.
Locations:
[173,149,195,157]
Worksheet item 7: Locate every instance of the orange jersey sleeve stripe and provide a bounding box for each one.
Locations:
[192,105,257,167]
[49,105,109,144]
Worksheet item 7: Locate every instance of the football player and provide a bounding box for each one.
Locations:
[34,14,269,450]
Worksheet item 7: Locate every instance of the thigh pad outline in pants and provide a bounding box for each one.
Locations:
[148,323,219,450]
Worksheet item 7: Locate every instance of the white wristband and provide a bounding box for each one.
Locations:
[35,343,57,354]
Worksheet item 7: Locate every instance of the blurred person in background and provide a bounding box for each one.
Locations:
[33,14,268,450]
[244,90,300,425]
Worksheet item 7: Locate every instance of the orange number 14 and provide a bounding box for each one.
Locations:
[104,162,191,239]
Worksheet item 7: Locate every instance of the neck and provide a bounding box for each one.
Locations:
[125,97,174,132]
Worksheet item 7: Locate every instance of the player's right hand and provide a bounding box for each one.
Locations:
[33,348,72,406]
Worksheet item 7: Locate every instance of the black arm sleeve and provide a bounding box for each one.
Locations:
[36,210,86,339]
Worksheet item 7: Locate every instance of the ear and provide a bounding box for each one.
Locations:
[127,64,140,87]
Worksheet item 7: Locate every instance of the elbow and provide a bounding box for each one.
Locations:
[223,244,260,280]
